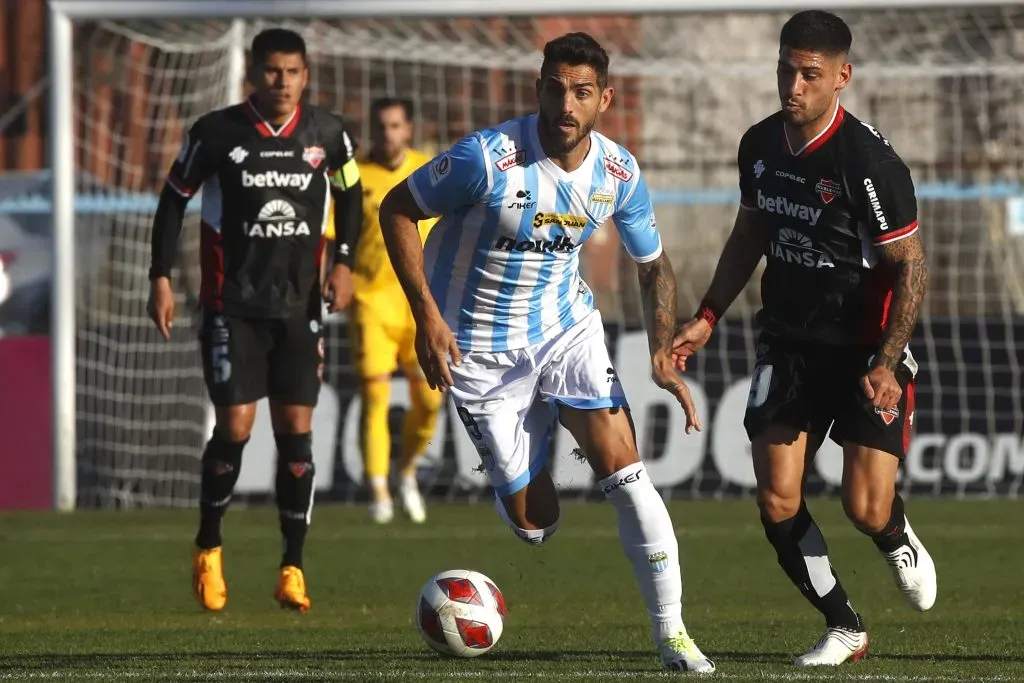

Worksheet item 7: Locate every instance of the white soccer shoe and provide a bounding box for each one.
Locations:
[794,627,869,666]
[881,517,937,611]
[368,499,394,524]
[659,630,716,674]
[398,478,427,524]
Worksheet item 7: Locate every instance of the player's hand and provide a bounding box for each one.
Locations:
[415,311,461,391]
[147,276,175,341]
[322,264,354,313]
[671,317,713,372]
[861,365,902,412]
[651,349,702,434]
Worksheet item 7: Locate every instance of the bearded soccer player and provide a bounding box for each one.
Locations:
[674,11,936,665]
[147,28,362,613]
[324,97,441,524]
[379,33,714,672]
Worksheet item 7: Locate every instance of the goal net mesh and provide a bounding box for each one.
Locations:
[71,9,1024,507]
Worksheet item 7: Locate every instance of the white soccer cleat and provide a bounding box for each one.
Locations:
[659,630,716,674]
[794,627,868,666]
[368,499,394,524]
[882,517,937,611]
[398,478,427,524]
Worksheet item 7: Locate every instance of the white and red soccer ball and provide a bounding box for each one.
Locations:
[416,569,508,658]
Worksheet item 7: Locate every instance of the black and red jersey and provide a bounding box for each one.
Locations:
[165,97,359,319]
[738,105,919,346]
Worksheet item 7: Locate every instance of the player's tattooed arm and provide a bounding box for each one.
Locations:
[637,251,678,356]
[378,182,435,317]
[874,232,928,371]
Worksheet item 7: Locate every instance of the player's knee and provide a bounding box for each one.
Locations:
[213,423,252,443]
[757,488,801,523]
[361,377,391,408]
[411,378,444,414]
[494,495,560,546]
[842,492,891,533]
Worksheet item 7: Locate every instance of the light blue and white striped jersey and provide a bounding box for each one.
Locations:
[407,113,662,353]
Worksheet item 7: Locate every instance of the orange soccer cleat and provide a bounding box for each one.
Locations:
[274,565,311,612]
[192,546,228,611]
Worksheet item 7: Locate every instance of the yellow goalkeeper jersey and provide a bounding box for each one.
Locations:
[326,149,437,298]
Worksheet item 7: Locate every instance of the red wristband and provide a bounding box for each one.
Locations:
[696,304,719,329]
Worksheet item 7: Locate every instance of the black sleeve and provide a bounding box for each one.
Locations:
[149,118,217,280]
[737,129,756,209]
[852,158,919,246]
[331,180,363,267]
[324,113,362,266]
[149,186,190,280]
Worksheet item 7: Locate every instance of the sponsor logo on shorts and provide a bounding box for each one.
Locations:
[875,405,900,425]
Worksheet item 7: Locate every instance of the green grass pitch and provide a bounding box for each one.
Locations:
[0,499,1022,681]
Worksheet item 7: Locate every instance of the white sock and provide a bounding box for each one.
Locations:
[599,461,684,643]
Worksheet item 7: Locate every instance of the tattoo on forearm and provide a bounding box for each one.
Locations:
[876,235,928,371]
[637,253,677,354]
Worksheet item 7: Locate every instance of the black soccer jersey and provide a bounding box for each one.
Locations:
[738,106,919,346]
[164,97,359,318]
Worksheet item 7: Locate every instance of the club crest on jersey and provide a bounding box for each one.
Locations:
[604,157,633,182]
[495,149,526,172]
[588,189,616,221]
[875,405,900,425]
[816,178,842,204]
[302,145,326,169]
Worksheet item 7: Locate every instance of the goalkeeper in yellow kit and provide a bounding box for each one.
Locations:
[326,97,441,523]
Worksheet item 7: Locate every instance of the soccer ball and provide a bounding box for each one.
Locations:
[415,569,508,657]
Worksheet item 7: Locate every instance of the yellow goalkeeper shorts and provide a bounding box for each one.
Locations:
[349,296,419,379]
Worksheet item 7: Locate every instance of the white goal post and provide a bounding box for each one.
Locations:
[47,0,1024,511]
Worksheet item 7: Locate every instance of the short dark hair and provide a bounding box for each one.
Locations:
[251,28,307,65]
[371,97,414,123]
[540,32,609,88]
[780,10,852,57]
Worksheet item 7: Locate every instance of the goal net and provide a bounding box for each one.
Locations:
[68,8,1024,507]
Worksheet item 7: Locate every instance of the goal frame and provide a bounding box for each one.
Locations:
[46,0,1024,510]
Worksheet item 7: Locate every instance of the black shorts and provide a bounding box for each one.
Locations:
[199,310,324,407]
[742,335,916,459]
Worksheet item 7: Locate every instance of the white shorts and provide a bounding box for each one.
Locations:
[448,309,627,497]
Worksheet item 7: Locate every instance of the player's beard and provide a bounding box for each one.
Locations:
[542,113,595,156]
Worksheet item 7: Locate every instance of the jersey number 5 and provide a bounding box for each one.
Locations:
[747,364,773,408]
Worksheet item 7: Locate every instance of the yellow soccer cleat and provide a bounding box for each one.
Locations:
[275,565,312,612]
[192,546,227,611]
